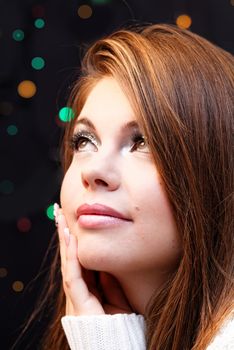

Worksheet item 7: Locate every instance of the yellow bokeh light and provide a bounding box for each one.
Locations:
[78,5,93,19]
[0,267,8,278]
[176,14,192,29]
[12,280,24,292]
[17,80,37,98]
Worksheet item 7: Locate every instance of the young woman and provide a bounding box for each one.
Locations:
[17,23,234,349]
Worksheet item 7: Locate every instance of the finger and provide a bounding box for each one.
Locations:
[64,233,91,304]
[100,272,133,312]
[54,205,104,315]
[64,234,104,315]
[56,210,67,275]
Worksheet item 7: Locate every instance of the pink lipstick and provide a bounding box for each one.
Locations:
[76,203,132,229]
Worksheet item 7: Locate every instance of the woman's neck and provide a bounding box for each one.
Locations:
[115,270,168,314]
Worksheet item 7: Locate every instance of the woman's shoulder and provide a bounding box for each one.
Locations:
[206,313,234,350]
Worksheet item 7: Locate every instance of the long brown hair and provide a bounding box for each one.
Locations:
[14,23,234,350]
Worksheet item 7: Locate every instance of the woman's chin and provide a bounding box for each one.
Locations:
[77,244,116,272]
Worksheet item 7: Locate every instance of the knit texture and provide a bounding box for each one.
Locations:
[62,314,145,350]
[61,313,234,350]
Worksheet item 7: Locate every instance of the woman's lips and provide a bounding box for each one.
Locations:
[76,203,132,229]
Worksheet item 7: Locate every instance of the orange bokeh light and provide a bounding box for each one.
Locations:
[176,14,192,29]
[17,80,37,98]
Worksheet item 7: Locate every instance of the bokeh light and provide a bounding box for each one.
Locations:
[59,107,75,122]
[0,180,14,195]
[17,80,37,98]
[17,217,32,232]
[176,14,192,29]
[32,4,45,17]
[31,56,45,70]
[0,268,8,278]
[7,125,18,136]
[78,5,93,19]
[55,114,66,127]
[0,101,13,116]
[12,29,24,41]
[46,204,55,220]
[12,281,24,292]
[231,0,234,5]
[34,18,45,29]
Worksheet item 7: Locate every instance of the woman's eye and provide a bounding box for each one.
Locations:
[75,137,90,150]
[131,134,149,152]
[70,132,97,152]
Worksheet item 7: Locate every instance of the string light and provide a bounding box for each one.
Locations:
[0,268,8,278]
[176,14,192,29]
[12,29,24,41]
[46,204,55,221]
[78,5,93,19]
[59,107,75,122]
[31,56,45,70]
[7,125,18,136]
[12,281,24,292]
[17,80,37,98]
[34,18,45,29]
[17,217,32,232]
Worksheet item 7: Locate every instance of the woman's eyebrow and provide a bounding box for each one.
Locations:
[75,117,96,130]
[122,120,139,132]
[75,117,139,133]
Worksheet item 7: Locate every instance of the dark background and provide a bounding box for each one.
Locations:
[0,0,233,349]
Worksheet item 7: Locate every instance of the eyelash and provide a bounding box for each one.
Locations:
[131,132,147,152]
[69,131,97,152]
[69,130,147,152]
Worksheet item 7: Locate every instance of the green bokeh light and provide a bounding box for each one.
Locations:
[7,125,18,136]
[12,29,24,41]
[34,18,45,28]
[0,180,14,194]
[31,56,45,70]
[59,107,75,122]
[46,204,54,220]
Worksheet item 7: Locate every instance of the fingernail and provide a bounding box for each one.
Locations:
[53,203,59,217]
[64,227,70,246]
[53,203,60,225]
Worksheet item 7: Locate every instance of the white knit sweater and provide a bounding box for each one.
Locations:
[61,313,234,350]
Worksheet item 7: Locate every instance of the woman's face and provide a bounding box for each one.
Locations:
[61,77,181,280]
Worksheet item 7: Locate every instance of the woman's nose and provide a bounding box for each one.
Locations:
[81,155,120,192]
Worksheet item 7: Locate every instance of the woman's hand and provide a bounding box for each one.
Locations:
[54,204,133,316]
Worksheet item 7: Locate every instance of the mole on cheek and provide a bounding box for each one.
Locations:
[135,206,140,211]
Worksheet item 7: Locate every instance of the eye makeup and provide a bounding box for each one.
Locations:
[69,130,98,152]
[123,125,148,153]
[69,127,148,153]
[131,131,147,150]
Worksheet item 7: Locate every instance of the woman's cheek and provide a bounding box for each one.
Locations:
[60,166,83,220]
[60,172,73,212]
